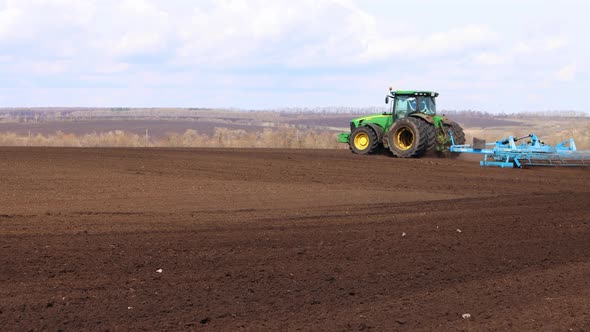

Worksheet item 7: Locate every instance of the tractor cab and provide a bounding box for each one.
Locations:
[385,89,438,120]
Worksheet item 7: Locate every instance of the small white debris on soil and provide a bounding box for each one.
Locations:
[156,269,163,273]
[128,306,133,310]
[457,229,462,233]
[402,232,407,237]
[462,313,471,319]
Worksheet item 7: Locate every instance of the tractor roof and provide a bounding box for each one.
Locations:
[392,90,439,97]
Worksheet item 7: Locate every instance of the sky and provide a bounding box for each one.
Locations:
[0,0,588,112]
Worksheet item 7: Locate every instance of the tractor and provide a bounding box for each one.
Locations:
[338,88,465,157]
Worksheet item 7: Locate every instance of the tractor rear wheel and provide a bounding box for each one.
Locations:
[349,126,379,154]
[424,123,437,153]
[443,121,465,158]
[447,121,465,145]
[387,118,431,158]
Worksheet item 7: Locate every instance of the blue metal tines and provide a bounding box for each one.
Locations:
[449,132,590,168]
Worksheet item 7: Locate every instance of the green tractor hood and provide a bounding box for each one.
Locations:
[338,113,392,143]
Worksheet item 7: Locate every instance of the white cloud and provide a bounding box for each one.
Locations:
[0,6,24,40]
[362,24,497,63]
[29,60,66,75]
[474,52,510,66]
[544,37,567,51]
[0,0,96,39]
[0,0,587,111]
[0,0,504,69]
[555,64,577,82]
[94,0,171,57]
[93,62,131,75]
[173,1,499,68]
[174,0,378,66]
[472,36,571,69]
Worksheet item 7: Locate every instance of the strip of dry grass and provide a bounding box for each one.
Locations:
[0,128,343,149]
[1,121,588,150]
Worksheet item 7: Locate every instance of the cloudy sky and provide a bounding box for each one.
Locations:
[0,0,588,112]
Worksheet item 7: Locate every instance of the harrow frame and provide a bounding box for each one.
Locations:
[449,133,590,168]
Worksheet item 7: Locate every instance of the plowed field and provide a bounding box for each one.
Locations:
[1,147,589,331]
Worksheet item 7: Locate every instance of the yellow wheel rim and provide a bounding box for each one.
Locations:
[395,127,414,150]
[353,133,370,150]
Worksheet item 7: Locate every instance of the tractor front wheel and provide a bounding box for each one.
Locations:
[349,126,379,154]
[387,118,431,158]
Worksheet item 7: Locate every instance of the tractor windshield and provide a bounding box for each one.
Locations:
[395,95,436,118]
[419,97,436,115]
[394,96,417,119]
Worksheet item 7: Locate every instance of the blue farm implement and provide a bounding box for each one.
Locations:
[449,133,590,168]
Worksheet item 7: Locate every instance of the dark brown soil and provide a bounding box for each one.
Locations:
[1,147,589,331]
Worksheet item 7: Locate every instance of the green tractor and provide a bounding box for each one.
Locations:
[338,88,465,157]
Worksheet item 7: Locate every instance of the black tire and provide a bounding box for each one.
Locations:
[387,118,431,158]
[444,121,465,158]
[424,123,437,153]
[446,121,465,145]
[349,126,379,155]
